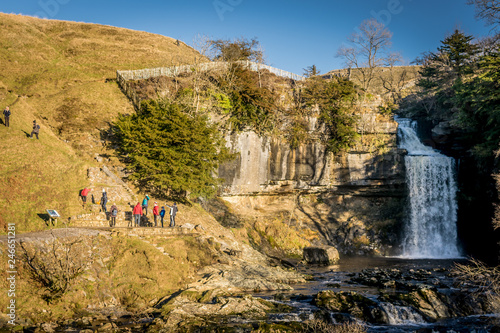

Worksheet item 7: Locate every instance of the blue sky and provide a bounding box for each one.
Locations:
[0,1,494,75]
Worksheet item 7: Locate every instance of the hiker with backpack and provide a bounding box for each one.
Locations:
[165,202,178,227]
[110,204,118,227]
[80,187,91,207]
[30,120,40,139]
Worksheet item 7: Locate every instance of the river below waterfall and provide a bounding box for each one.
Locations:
[251,257,499,332]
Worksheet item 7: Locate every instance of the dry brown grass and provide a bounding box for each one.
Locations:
[0,13,205,231]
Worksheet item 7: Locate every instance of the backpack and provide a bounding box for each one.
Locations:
[112,208,118,216]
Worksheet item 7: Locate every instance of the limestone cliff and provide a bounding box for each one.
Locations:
[214,98,407,256]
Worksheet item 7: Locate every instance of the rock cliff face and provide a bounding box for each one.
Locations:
[215,103,407,255]
[218,111,405,197]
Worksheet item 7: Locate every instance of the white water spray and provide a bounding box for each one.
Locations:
[397,118,461,258]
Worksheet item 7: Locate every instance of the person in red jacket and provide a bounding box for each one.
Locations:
[132,202,142,227]
[152,202,159,227]
[80,187,91,208]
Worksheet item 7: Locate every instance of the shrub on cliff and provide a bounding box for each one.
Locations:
[115,100,233,199]
[303,77,360,154]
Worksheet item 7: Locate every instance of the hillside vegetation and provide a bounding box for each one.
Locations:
[0,13,204,231]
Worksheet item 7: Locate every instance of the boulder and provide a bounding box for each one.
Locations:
[303,246,340,265]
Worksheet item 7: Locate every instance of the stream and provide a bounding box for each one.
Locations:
[252,256,499,332]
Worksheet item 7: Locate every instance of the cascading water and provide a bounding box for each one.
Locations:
[396,118,461,258]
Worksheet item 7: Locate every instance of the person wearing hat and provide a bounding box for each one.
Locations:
[30,120,40,139]
[153,202,160,227]
[159,206,166,228]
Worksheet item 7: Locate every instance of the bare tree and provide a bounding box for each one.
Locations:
[337,18,393,91]
[20,236,97,303]
[191,34,215,60]
[467,0,500,29]
[380,52,413,101]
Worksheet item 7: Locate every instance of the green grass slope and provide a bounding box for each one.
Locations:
[0,13,204,232]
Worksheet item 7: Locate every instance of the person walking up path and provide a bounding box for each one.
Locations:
[101,189,108,214]
[3,106,10,127]
[133,202,142,227]
[153,202,159,227]
[80,187,91,208]
[159,206,166,228]
[165,202,178,227]
[110,204,118,227]
[142,194,150,216]
[30,120,40,139]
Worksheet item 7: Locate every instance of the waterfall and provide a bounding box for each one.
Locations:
[397,118,461,258]
[379,302,426,325]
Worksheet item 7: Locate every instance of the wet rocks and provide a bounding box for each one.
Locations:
[314,290,387,324]
[303,246,340,265]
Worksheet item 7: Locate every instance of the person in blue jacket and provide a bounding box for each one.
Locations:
[159,206,166,228]
[142,194,150,216]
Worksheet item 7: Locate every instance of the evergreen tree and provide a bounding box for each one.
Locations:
[115,100,232,199]
[303,77,359,154]
[438,29,479,76]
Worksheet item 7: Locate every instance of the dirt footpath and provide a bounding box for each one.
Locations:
[0,227,110,243]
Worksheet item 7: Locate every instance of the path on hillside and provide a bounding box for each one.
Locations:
[0,226,199,243]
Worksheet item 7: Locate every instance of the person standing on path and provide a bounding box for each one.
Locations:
[165,202,178,227]
[142,194,150,216]
[30,120,40,139]
[153,202,159,227]
[80,187,91,208]
[3,106,10,127]
[100,189,108,214]
[159,206,166,228]
[110,204,118,227]
[133,202,142,227]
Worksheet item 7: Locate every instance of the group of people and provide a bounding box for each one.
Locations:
[3,106,40,140]
[132,195,178,228]
[3,106,41,139]
[80,187,119,226]
[80,187,178,228]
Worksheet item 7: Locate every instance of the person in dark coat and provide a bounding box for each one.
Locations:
[3,106,10,127]
[159,206,166,228]
[30,120,40,139]
[165,202,178,227]
[101,189,108,213]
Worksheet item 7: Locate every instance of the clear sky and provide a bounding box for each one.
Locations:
[0,0,494,75]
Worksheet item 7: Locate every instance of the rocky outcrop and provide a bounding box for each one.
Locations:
[303,246,340,265]
[218,114,405,197]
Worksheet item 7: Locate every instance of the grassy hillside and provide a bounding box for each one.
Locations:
[0,13,204,231]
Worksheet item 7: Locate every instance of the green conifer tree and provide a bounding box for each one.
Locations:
[116,100,232,199]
